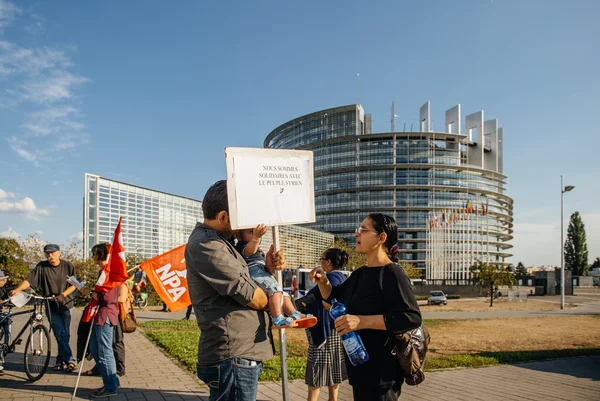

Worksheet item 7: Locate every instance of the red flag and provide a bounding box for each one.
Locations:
[82,218,128,322]
[82,299,99,323]
[95,217,128,293]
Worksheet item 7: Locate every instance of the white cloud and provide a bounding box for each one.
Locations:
[0,187,49,218]
[70,231,83,242]
[0,227,21,239]
[0,188,16,199]
[0,0,20,31]
[0,16,89,165]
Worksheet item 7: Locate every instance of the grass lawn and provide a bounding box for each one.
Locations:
[139,316,600,382]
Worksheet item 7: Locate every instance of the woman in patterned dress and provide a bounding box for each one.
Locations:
[304,247,349,401]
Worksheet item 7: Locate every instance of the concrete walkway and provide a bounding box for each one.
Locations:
[1,309,599,400]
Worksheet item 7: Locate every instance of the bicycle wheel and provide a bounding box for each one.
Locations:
[140,294,149,309]
[24,324,51,381]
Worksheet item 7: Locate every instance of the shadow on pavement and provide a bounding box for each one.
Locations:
[506,353,600,381]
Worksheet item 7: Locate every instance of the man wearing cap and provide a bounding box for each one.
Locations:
[10,244,78,372]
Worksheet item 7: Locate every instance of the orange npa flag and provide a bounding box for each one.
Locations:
[141,244,190,312]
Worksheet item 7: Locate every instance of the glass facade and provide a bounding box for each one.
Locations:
[83,174,203,259]
[265,104,514,277]
[83,174,335,267]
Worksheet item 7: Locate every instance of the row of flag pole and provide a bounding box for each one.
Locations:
[425,200,490,281]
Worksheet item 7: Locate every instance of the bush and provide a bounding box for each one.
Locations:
[416,295,428,301]
[447,295,461,300]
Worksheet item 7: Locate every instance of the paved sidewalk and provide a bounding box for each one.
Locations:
[1,313,210,400]
[2,308,599,400]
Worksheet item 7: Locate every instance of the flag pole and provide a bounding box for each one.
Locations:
[72,317,94,400]
[273,226,290,401]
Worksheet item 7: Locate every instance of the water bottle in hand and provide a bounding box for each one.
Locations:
[329,299,369,366]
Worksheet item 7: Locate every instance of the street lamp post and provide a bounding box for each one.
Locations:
[560,175,575,310]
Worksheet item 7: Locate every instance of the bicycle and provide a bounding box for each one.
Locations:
[131,288,149,309]
[0,294,53,381]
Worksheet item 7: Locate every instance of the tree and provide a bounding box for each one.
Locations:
[0,238,29,284]
[400,262,423,281]
[564,211,589,276]
[333,237,365,271]
[515,262,527,276]
[590,257,600,271]
[469,261,516,307]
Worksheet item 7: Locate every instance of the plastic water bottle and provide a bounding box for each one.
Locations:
[329,299,369,366]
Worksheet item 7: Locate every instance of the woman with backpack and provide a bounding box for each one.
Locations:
[310,213,422,401]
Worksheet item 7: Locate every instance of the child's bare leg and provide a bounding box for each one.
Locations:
[269,291,283,318]
[282,296,305,317]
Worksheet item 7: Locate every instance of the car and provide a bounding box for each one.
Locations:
[428,290,447,305]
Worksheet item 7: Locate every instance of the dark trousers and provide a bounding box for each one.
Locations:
[352,384,400,401]
[185,305,193,319]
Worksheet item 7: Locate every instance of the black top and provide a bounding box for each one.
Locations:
[328,264,422,387]
[27,260,75,309]
[0,286,9,312]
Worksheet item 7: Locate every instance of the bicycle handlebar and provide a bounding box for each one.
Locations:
[29,294,56,301]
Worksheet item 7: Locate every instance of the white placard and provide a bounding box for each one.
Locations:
[225,147,315,229]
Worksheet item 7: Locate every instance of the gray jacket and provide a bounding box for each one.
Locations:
[185,223,273,365]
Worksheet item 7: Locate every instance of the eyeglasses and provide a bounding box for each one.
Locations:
[355,227,377,235]
[320,257,328,261]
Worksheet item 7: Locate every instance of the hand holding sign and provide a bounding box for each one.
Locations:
[253,224,268,240]
[265,244,286,275]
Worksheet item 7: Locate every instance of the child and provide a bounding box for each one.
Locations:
[236,224,314,328]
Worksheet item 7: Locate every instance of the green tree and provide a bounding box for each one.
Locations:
[515,262,527,276]
[19,234,47,269]
[469,261,516,307]
[0,237,29,284]
[590,257,600,271]
[400,261,423,281]
[564,211,589,276]
[332,237,365,271]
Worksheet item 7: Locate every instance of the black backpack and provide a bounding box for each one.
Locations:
[379,264,430,385]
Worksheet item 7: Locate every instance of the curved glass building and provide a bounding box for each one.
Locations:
[264,103,513,279]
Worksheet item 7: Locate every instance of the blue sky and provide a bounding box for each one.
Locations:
[1,0,598,266]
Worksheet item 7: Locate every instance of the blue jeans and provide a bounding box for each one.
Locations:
[197,358,263,401]
[90,319,119,393]
[48,308,76,365]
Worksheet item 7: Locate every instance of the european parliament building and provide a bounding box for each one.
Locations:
[264,102,514,280]
[83,173,334,268]
[83,174,203,259]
